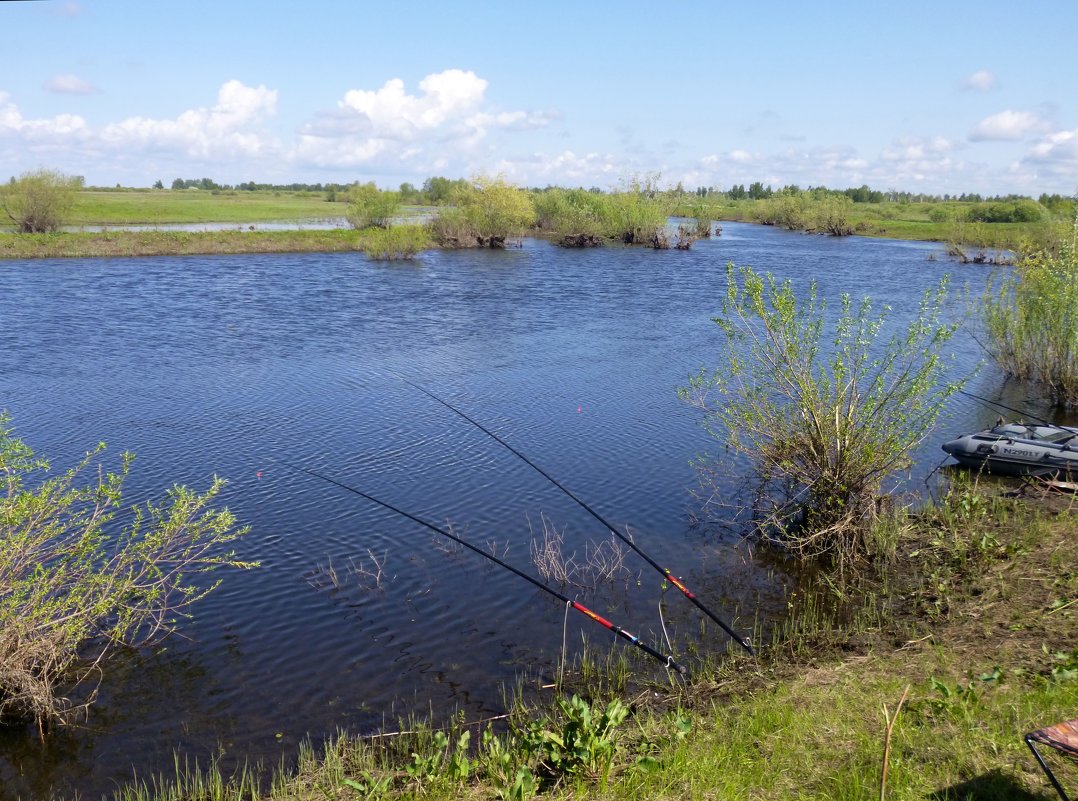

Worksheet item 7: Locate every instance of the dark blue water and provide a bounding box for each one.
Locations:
[0,223,1039,798]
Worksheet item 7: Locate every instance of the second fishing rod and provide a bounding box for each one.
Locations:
[276,458,689,677]
[395,375,755,656]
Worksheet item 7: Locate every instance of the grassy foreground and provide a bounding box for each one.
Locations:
[104,482,1077,801]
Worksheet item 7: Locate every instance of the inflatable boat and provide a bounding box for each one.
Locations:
[942,422,1078,477]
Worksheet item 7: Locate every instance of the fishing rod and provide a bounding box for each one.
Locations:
[394,375,755,656]
[275,458,689,677]
[957,389,1054,427]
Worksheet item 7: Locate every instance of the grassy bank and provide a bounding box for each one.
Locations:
[100,481,1077,801]
[691,196,1066,252]
[0,227,436,259]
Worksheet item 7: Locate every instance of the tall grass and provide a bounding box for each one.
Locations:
[982,217,1078,405]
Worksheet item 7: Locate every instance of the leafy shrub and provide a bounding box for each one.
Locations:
[360,225,430,260]
[680,265,961,567]
[0,415,253,728]
[431,176,535,248]
[1,169,83,233]
[967,200,1046,224]
[346,183,401,229]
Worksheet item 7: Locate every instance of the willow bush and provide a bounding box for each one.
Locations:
[430,176,535,249]
[680,265,962,567]
[345,182,401,230]
[982,218,1078,404]
[0,415,253,728]
[2,169,84,233]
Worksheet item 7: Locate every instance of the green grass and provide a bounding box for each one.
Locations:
[69,189,346,225]
[81,486,1078,801]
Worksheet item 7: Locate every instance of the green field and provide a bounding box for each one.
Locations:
[70,189,346,225]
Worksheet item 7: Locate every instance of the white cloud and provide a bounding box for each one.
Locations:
[962,70,997,92]
[44,74,96,95]
[100,80,278,158]
[294,69,556,170]
[0,91,89,139]
[881,136,955,162]
[337,70,487,141]
[1012,127,1078,185]
[970,110,1051,141]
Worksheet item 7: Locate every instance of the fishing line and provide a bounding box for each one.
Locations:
[957,389,1053,427]
[274,457,689,677]
[393,374,755,656]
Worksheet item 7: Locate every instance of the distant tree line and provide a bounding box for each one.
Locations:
[158,174,1072,215]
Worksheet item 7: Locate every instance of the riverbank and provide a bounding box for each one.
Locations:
[106,481,1078,801]
[0,228,426,259]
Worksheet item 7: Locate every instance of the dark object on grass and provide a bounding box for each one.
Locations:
[1026,718,1078,801]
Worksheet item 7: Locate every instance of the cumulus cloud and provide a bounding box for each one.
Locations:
[1013,127,1078,184]
[295,69,556,169]
[962,70,997,91]
[0,91,89,140]
[100,79,278,158]
[970,110,1051,141]
[44,74,96,95]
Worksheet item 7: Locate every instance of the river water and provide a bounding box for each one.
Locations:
[0,222,1048,798]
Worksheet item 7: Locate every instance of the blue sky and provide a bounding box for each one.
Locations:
[3,0,1076,194]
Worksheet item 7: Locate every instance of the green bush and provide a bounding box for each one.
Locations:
[967,200,1047,224]
[360,225,431,260]
[680,265,961,567]
[600,177,668,244]
[346,182,401,229]
[430,176,535,248]
[0,415,253,728]
[1,169,84,233]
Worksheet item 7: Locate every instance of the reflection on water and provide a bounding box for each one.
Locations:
[0,223,1042,798]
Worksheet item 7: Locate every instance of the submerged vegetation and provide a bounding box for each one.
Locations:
[0,414,253,729]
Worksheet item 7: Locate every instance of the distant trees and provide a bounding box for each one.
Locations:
[171,177,221,191]
[1,169,84,233]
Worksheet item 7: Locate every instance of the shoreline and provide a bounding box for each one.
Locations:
[0,219,963,261]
